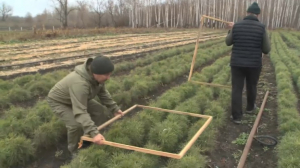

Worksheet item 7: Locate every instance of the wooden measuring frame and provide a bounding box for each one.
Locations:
[78,104,213,159]
[188,15,232,89]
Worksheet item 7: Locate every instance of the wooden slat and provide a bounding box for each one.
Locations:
[179,116,213,157]
[80,104,213,159]
[190,80,232,89]
[80,136,181,159]
[137,105,211,119]
[188,15,230,81]
[97,105,137,131]
[202,15,231,24]
[188,17,203,81]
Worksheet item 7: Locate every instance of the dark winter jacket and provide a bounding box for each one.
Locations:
[225,15,271,67]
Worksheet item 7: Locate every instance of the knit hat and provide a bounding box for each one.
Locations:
[247,2,261,15]
[90,55,114,75]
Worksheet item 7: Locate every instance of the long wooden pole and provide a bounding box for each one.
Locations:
[137,105,211,119]
[202,15,231,24]
[237,91,270,168]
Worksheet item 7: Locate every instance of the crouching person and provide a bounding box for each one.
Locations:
[46,55,123,158]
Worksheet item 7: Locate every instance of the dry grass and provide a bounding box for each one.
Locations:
[1,32,199,60]
[0,35,225,79]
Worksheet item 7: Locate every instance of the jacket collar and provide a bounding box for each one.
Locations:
[243,15,259,22]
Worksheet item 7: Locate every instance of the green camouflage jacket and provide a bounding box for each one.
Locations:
[48,57,119,137]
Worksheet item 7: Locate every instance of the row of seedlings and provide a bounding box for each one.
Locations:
[270,32,300,167]
[0,40,230,167]
[276,33,300,93]
[61,56,231,168]
[0,38,225,109]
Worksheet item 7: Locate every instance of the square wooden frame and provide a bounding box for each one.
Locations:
[80,104,213,159]
[188,15,232,89]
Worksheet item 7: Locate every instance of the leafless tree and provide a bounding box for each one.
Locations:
[25,12,33,24]
[36,10,49,24]
[125,0,138,28]
[89,0,105,27]
[77,0,89,28]
[52,0,76,28]
[107,0,117,27]
[0,2,12,21]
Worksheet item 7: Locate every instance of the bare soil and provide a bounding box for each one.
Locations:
[0,35,225,80]
[1,31,222,62]
[206,56,279,168]
[2,33,198,59]
[0,35,204,70]
[0,30,199,50]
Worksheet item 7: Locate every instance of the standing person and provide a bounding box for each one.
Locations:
[47,55,123,157]
[225,2,271,124]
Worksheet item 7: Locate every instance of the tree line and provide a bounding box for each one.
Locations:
[1,0,300,30]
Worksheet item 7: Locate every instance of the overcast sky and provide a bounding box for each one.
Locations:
[2,0,78,17]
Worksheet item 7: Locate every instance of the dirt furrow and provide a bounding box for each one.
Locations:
[0,32,216,63]
[0,31,202,52]
[0,34,223,70]
[0,36,225,79]
[2,32,201,56]
[0,32,222,62]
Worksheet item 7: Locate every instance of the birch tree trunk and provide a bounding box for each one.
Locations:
[165,0,169,27]
[292,4,299,28]
[170,0,173,28]
[157,0,161,27]
[80,0,300,29]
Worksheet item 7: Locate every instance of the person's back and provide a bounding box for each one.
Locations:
[225,2,271,124]
[231,15,266,68]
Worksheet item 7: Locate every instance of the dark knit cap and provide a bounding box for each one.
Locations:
[247,2,261,14]
[90,55,114,75]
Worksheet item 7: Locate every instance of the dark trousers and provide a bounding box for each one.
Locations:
[231,66,261,120]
